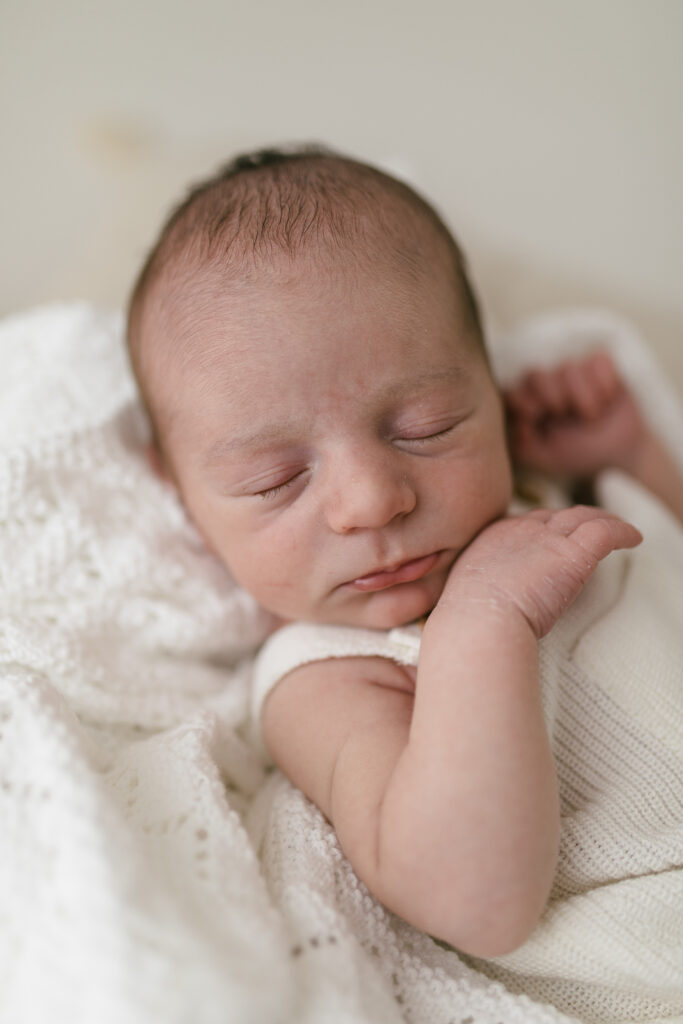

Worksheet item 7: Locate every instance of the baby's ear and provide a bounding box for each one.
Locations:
[145,442,174,485]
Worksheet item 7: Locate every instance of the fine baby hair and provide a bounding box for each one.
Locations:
[126,144,485,458]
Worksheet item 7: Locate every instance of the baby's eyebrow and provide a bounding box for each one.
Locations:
[202,425,296,467]
[377,367,470,403]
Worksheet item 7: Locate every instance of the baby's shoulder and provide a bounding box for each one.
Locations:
[251,620,419,761]
[254,619,422,682]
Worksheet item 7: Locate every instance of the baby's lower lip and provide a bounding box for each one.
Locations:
[350,552,442,592]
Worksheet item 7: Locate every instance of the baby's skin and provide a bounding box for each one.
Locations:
[196,263,641,958]
[265,453,641,958]
[141,232,676,961]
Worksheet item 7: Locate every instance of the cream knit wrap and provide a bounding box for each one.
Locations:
[1,303,681,1024]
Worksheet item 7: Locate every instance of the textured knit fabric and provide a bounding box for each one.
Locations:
[1,302,682,1024]
[251,473,683,1023]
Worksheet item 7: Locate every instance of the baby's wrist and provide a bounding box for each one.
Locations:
[421,587,541,690]
[428,579,538,641]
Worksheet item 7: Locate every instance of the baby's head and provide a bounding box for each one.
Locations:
[127,146,512,629]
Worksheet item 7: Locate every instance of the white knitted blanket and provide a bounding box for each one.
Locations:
[1,303,682,1024]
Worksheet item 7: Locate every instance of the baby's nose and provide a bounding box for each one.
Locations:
[325,449,416,533]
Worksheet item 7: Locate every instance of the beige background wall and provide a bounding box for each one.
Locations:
[1,0,681,393]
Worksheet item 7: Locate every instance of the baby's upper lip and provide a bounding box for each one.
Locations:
[347,551,443,591]
[360,555,421,578]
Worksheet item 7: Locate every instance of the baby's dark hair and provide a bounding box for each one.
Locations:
[126,145,486,448]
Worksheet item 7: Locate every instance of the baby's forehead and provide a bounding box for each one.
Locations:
[157,235,457,359]
[137,207,472,441]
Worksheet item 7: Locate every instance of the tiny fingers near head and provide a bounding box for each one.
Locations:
[503,349,624,424]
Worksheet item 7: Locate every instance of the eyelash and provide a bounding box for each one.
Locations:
[400,424,456,447]
[257,482,290,500]
[256,472,304,500]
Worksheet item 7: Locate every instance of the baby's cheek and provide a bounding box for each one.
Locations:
[227,540,304,615]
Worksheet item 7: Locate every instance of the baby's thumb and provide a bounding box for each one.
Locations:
[572,516,642,564]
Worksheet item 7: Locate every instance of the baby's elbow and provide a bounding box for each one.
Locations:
[371,810,556,960]
[433,871,554,959]
[381,862,549,960]
[448,902,544,959]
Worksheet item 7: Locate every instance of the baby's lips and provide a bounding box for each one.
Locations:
[350,551,441,592]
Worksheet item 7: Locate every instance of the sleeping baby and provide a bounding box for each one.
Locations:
[126,147,683,1019]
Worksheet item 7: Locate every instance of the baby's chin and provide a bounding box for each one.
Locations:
[316,576,444,631]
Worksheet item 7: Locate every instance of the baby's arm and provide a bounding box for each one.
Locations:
[504,351,683,522]
[263,507,641,958]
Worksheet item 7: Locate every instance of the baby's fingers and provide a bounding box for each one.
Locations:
[560,361,604,419]
[505,352,622,424]
[525,368,568,416]
[561,508,642,562]
[585,351,621,403]
[559,352,621,420]
[504,370,567,420]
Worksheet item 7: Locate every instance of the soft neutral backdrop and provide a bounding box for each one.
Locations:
[1,0,681,394]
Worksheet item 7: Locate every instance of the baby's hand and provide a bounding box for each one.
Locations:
[440,506,642,638]
[503,351,646,478]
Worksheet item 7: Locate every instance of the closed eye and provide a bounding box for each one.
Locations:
[255,470,307,500]
[397,423,458,448]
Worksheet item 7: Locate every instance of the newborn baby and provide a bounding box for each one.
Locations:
[126,147,683,1017]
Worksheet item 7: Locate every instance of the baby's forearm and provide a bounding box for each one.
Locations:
[375,598,559,957]
[619,428,683,523]
[265,508,636,959]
